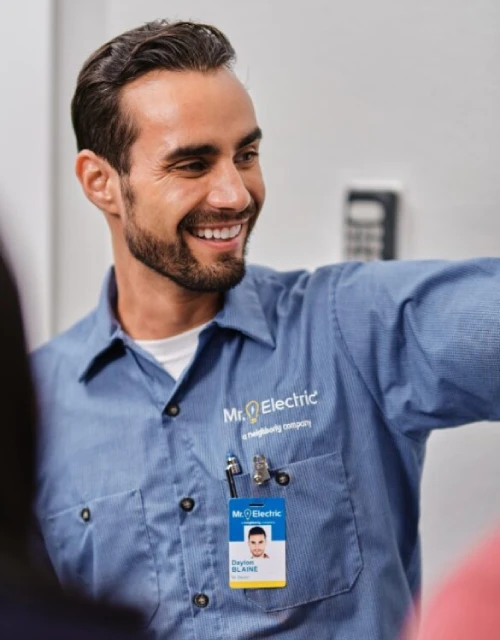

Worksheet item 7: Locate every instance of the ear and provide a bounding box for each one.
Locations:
[75,150,123,216]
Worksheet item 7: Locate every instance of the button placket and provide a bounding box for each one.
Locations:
[164,398,211,619]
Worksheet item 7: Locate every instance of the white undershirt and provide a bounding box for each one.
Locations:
[135,322,209,381]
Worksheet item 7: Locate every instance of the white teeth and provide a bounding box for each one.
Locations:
[193,224,243,240]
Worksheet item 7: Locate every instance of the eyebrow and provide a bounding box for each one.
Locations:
[237,127,263,150]
[162,127,263,164]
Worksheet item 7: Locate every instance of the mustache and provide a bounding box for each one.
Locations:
[179,201,258,230]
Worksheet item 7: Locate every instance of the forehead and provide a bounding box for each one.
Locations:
[120,68,258,153]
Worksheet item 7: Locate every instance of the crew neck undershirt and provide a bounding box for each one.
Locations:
[135,322,209,380]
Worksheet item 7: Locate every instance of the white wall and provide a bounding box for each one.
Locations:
[53,0,113,332]
[0,1,54,348]
[6,0,500,599]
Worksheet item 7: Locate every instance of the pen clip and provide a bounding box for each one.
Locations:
[226,455,240,498]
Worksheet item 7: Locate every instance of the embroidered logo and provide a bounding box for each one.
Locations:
[224,390,319,424]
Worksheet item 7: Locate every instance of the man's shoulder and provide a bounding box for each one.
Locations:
[243,263,348,319]
[31,310,97,383]
[245,263,344,292]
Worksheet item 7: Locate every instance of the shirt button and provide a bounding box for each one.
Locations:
[165,403,180,417]
[193,593,209,608]
[80,508,91,522]
[275,471,290,486]
[180,497,195,512]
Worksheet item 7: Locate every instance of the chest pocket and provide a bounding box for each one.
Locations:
[42,488,160,626]
[228,452,363,611]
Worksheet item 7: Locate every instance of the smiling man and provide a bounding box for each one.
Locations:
[32,19,500,640]
[73,32,264,341]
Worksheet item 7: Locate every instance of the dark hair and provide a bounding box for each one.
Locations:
[71,20,236,175]
[0,247,37,560]
[248,526,266,538]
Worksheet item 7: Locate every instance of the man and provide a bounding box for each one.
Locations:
[248,527,270,559]
[32,19,500,640]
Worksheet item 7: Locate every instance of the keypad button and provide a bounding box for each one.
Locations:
[193,593,209,608]
[275,471,290,486]
[180,497,195,512]
[165,403,180,417]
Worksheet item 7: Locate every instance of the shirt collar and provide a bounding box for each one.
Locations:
[78,266,274,382]
[213,268,275,349]
[78,268,121,381]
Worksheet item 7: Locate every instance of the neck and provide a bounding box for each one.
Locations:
[114,258,222,340]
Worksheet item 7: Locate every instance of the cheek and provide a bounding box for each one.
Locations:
[130,192,182,232]
[158,182,209,223]
[245,170,266,207]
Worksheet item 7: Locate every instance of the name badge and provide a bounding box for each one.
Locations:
[228,497,286,589]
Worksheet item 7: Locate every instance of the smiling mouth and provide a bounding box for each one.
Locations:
[188,223,243,241]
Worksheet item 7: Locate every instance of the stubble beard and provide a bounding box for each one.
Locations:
[122,182,259,293]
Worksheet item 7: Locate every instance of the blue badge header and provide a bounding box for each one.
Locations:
[229,498,286,541]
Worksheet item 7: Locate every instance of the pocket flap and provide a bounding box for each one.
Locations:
[45,489,160,625]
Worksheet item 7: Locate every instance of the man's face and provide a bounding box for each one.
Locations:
[248,534,267,557]
[118,67,265,292]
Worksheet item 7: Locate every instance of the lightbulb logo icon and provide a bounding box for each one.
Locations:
[244,509,252,520]
[245,400,260,424]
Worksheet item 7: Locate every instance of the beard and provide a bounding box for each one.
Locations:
[122,182,259,293]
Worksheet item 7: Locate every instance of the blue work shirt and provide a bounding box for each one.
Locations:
[32,259,500,640]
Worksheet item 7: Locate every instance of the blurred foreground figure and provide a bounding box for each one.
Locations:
[404,530,500,640]
[0,248,143,639]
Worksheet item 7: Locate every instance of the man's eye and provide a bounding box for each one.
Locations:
[177,160,207,172]
[236,151,258,164]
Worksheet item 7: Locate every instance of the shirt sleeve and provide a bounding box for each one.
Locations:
[333,258,500,437]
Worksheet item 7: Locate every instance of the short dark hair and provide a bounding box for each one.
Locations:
[248,526,266,538]
[71,20,236,175]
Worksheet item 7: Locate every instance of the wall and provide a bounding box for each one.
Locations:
[0,0,54,348]
[5,0,500,596]
[53,0,113,333]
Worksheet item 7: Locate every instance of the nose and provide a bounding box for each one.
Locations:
[206,162,251,212]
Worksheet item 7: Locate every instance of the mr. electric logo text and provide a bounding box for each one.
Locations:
[223,390,319,424]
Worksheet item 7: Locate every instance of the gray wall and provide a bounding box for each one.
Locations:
[3,0,500,598]
[0,0,54,347]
